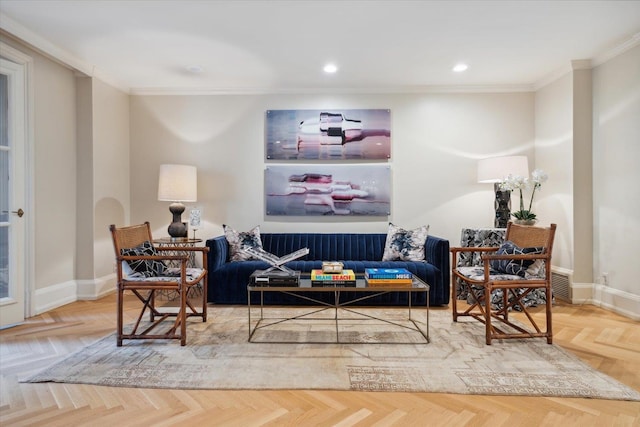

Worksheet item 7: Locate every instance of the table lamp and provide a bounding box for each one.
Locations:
[477,156,528,228]
[157,164,197,238]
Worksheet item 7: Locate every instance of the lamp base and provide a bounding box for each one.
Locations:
[167,202,188,238]
[494,183,511,228]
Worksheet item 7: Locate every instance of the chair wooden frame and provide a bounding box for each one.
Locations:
[451,222,557,345]
[110,222,209,346]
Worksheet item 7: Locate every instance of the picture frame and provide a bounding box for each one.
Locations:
[265,109,391,161]
[265,164,391,216]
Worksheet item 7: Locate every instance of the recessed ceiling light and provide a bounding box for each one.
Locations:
[323,63,338,73]
[453,63,468,73]
[186,65,204,74]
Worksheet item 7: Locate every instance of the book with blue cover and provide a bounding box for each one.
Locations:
[365,268,412,280]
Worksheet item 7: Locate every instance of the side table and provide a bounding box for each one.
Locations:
[153,237,203,268]
[153,237,203,300]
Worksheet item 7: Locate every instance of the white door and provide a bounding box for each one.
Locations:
[0,58,27,328]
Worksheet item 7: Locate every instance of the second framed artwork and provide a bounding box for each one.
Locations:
[266,109,391,160]
[265,164,390,216]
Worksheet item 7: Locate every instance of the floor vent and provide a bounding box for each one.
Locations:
[551,270,571,301]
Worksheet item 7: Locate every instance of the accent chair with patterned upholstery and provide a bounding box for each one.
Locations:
[110,222,208,346]
[451,222,557,345]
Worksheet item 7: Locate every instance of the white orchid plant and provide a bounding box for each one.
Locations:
[499,169,548,221]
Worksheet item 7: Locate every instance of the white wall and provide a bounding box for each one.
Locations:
[29,44,78,291]
[129,92,535,247]
[592,45,640,299]
[92,78,130,279]
[534,74,574,271]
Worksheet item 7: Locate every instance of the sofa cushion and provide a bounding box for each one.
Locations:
[120,240,166,277]
[224,224,264,261]
[489,240,544,277]
[382,223,429,261]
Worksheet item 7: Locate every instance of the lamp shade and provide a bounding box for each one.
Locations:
[157,164,197,202]
[477,156,529,183]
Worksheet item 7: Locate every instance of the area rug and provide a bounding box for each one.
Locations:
[23,307,640,401]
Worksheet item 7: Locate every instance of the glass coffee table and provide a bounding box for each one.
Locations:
[247,271,430,344]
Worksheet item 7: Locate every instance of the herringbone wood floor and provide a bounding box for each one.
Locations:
[1,294,639,427]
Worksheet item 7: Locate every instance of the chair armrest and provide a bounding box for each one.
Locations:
[450,246,498,254]
[156,246,209,253]
[119,254,189,262]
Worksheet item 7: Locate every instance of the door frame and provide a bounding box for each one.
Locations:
[1,42,35,320]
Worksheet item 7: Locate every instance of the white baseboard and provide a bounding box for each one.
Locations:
[590,284,640,321]
[570,282,594,303]
[34,275,117,315]
[571,283,640,321]
[77,274,116,300]
[34,280,77,315]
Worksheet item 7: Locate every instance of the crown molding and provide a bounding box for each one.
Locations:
[130,84,536,96]
[534,32,640,91]
[571,59,592,70]
[592,31,640,67]
[0,13,130,94]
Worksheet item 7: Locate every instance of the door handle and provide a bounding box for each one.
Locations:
[12,208,24,217]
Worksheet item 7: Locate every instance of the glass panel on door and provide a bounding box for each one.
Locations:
[0,73,8,299]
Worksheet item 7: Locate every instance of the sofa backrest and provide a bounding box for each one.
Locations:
[260,233,387,261]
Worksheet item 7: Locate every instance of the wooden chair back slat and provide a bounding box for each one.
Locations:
[505,222,556,254]
[110,222,153,254]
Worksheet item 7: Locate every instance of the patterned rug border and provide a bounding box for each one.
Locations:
[22,308,640,401]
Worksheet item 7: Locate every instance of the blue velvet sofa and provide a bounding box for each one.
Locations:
[205,232,450,306]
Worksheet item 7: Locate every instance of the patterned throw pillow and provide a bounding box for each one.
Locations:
[120,241,166,277]
[382,222,429,261]
[223,224,263,261]
[489,240,544,277]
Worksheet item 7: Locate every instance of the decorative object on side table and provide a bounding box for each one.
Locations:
[189,207,202,239]
[157,164,197,238]
[477,156,529,228]
[500,168,548,225]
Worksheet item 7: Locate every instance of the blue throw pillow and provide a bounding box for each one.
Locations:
[120,240,166,277]
[490,240,544,277]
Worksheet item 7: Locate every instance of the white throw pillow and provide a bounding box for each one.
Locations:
[223,224,263,261]
[382,222,429,261]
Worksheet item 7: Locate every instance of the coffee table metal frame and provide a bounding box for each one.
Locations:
[247,272,430,344]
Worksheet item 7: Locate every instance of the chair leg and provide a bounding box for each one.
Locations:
[485,284,492,345]
[201,276,208,322]
[546,286,553,344]
[149,290,155,322]
[452,277,458,322]
[180,284,187,346]
[117,287,124,347]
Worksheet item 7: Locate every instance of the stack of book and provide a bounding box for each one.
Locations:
[365,268,414,287]
[251,270,300,286]
[311,269,356,287]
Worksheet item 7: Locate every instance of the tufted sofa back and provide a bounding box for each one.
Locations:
[260,233,387,261]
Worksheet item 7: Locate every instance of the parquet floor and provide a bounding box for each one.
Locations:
[1,294,639,426]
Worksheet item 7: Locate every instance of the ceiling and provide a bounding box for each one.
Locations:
[1,0,639,94]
